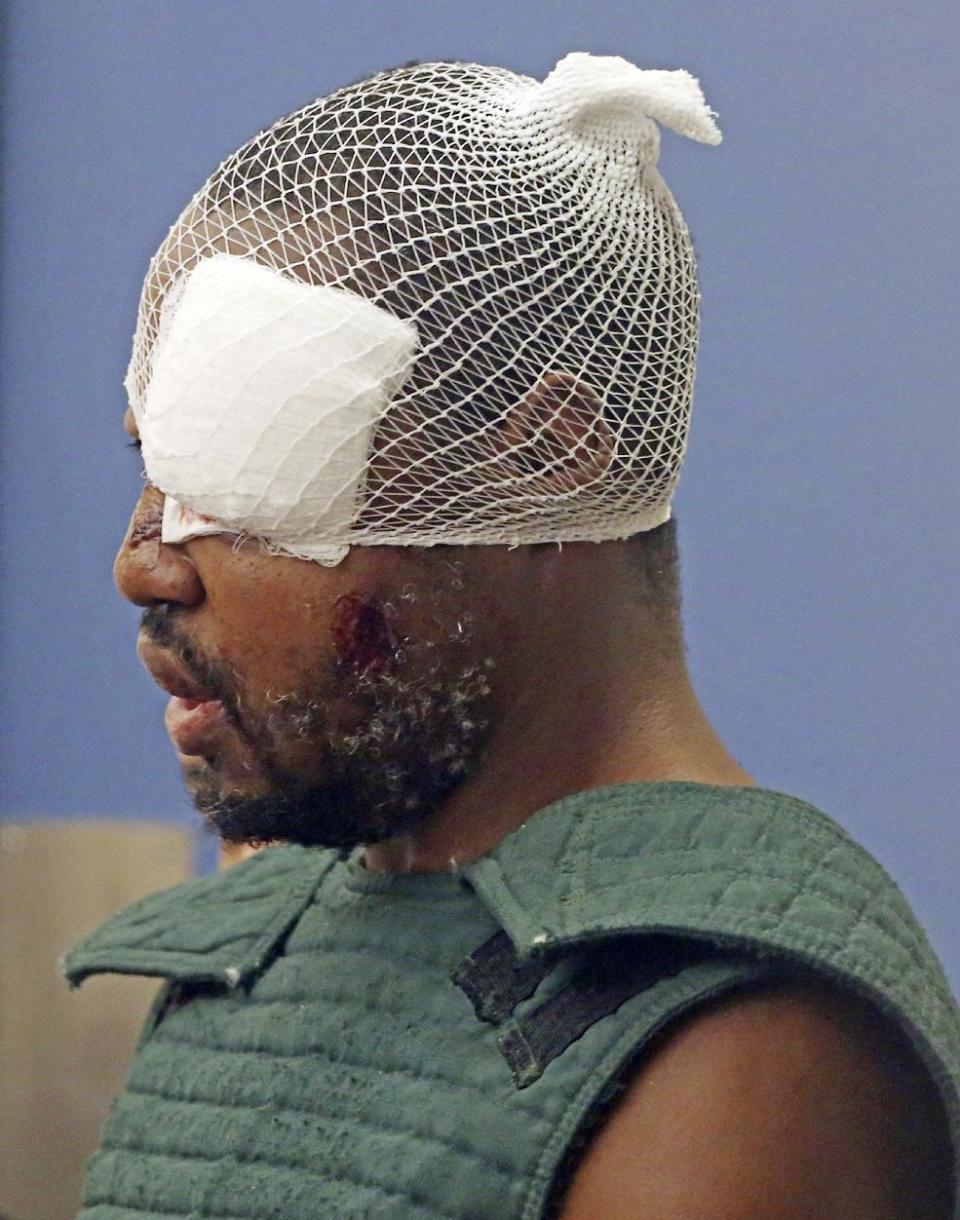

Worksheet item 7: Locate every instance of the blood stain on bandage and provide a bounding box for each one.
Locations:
[331,594,398,674]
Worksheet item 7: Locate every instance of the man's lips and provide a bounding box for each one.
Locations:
[164,695,229,757]
[137,636,230,757]
[137,636,215,702]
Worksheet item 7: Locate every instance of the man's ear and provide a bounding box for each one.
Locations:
[493,372,615,493]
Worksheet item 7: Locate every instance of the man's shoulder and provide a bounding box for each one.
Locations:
[466,779,960,1218]
[558,976,955,1219]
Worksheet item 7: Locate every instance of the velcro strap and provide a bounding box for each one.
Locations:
[451,930,554,1024]
[497,936,715,1088]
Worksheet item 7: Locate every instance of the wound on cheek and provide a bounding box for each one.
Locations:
[331,594,398,674]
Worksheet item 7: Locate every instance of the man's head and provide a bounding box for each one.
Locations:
[115,52,715,850]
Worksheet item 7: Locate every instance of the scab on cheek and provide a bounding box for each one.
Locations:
[331,594,399,674]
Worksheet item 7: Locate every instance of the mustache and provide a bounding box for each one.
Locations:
[140,605,239,717]
[139,605,332,754]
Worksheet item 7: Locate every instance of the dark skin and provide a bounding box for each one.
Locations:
[559,980,953,1218]
[116,408,952,1217]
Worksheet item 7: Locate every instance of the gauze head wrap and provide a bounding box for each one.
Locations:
[127,52,722,564]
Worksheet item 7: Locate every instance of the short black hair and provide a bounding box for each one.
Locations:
[628,516,680,609]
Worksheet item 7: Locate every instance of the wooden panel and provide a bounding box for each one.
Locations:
[0,821,193,1220]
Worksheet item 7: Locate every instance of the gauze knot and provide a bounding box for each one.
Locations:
[520,52,722,168]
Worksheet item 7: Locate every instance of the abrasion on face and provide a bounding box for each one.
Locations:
[125,487,163,568]
[331,594,400,674]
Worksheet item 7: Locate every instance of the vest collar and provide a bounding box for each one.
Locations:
[62,843,336,990]
[466,781,861,957]
[62,779,958,1061]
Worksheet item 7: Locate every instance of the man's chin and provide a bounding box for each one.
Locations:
[192,786,388,851]
[178,758,264,830]
[181,756,439,852]
[176,743,272,793]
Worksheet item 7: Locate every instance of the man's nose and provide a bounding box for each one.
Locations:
[114,485,204,607]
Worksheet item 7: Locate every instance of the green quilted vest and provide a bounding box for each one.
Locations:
[64,782,960,1218]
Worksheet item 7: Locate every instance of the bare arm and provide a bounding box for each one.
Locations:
[558,980,953,1219]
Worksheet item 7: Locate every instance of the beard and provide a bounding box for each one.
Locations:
[141,594,495,852]
[191,657,495,851]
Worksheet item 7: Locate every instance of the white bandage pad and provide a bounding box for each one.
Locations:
[138,255,418,564]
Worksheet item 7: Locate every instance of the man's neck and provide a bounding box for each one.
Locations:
[362,664,755,874]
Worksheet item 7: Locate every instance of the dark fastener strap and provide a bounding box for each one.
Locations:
[451,930,554,1024]
[497,936,714,1089]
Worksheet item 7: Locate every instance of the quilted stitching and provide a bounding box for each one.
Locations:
[467,782,960,1215]
[66,782,960,1219]
[64,846,336,988]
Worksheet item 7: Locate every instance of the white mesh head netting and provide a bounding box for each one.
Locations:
[126,52,722,562]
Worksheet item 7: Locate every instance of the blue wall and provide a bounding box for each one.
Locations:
[2,1,957,980]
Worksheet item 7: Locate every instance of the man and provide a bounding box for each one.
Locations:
[66,54,959,1217]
